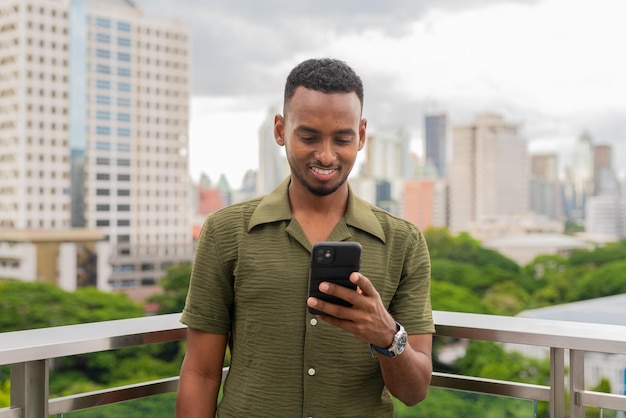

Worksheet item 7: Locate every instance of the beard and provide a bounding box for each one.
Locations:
[292,167,348,197]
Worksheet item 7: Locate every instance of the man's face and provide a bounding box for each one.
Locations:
[274,86,366,197]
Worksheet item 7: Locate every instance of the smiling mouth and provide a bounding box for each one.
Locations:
[312,167,335,175]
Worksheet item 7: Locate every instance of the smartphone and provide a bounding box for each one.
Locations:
[308,241,362,315]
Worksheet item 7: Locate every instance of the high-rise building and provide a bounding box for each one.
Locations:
[570,130,594,221]
[0,0,193,289]
[402,178,447,230]
[424,113,447,178]
[530,153,563,221]
[448,113,528,232]
[256,106,287,196]
[593,144,618,196]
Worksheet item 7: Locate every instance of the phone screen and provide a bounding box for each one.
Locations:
[308,241,361,315]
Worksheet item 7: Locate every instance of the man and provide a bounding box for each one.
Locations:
[176,58,434,417]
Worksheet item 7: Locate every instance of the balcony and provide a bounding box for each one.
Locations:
[1,311,625,417]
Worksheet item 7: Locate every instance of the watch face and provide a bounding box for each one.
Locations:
[395,332,407,354]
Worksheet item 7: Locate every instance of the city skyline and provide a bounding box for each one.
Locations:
[135,0,626,188]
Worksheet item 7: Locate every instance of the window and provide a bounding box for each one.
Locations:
[96,189,110,196]
[95,18,110,28]
[96,204,110,211]
[117,158,130,166]
[117,189,130,196]
[118,174,130,181]
[117,205,130,211]
[96,33,110,43]
[117,143,131,152]
[96,80,110,89]
[117,22,131,32]
[118,83,130,92]
[117,67,131,77]
[96,157,110,165]
[118,219,130,226]
[96,173,110,180]
[95,141,110,150]
[118,37,131,47]
[96,219,110,226]
[117,52,131,62]
[96,111,111,120]
[96,95,110,104]
[117,128,131,136]
[96,64,110,74]
[117,97,130,106]
[117,113,130,122]
[96,49,110,58]
[96,126,110,135]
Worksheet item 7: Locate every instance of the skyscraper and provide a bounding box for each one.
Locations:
[0,0,193,289]
[530,153,563,221]
[424,113,448,178]
[256,106,287,196]
[448,113,528,232]
[570,130,594,221]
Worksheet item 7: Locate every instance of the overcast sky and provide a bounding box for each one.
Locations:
[138,0,626,188]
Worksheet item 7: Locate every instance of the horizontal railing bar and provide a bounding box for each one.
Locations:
[0,314,186,365]
[576,390,626,411]
[0,407,21,418]
[48,377,179,415]
[431,372,551,401]
[434,311,626,354]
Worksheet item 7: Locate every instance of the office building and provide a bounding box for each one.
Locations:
[256,106,288,196]
[424,113,448,178]
[0,0,193,289]
[530,153,563,221]
[448,113,528,232]
[570,131,594,221]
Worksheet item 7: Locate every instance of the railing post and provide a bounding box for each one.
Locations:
[10,360,49,418]
[550,347,565,418]
[570,349,585,418]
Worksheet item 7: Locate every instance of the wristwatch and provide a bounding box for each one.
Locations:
[368,322,407,358]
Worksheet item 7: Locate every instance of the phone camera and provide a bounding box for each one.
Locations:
[316,247,334,264]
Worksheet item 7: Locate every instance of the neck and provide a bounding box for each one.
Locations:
[288,179,349,216]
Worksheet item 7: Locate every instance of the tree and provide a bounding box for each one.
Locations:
[148,263,192,314]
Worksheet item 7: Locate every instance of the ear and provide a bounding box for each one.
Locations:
[274,114,285,146]
[358,118,367,151]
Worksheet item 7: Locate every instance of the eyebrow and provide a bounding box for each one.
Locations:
[295,125,356,136]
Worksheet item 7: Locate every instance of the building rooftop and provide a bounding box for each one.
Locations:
[483,233,591,249]
[518,294,626,327]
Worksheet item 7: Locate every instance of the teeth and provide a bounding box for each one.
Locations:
[312,167,333,175]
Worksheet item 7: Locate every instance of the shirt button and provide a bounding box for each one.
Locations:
[308,368,316,376]
[310,318,318,326]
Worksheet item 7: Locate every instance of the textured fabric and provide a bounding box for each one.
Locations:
[181,176,435,418]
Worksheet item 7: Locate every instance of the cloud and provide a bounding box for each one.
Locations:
[136,0,626,185]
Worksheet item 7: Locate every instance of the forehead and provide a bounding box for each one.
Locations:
[286,87,362,124]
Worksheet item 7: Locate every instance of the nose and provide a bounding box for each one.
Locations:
[316,139,335,166]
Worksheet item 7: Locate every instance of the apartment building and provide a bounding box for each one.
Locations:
[0,0,193,289]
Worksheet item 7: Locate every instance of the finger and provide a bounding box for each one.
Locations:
[350,272,377,296]
[307,296,352,319]
[319,280,360,306]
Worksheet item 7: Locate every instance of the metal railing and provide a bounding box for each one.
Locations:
[1,311,625,417]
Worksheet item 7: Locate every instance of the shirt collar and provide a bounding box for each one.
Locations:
[248,176,386,243]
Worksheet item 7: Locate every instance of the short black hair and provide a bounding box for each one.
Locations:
[283,58,364,112]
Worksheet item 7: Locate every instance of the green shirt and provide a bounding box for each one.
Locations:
[181,177,435,418]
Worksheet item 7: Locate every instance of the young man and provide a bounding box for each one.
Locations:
[176,58,434,417]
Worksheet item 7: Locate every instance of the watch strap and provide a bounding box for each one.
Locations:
[368,321,403,358]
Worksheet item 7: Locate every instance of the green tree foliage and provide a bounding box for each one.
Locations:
[0,280,143,332]
[148,263,192,314]
[568,260,626,301]
[569,239,626,267]
[425,227,520,273]
[431,281,492,314]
